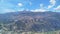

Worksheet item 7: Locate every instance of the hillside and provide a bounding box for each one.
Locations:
[0,11,60,32]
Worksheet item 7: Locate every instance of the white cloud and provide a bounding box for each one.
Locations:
[18,3,23,7]
[48,5,54,9]
[50,0,56,5]
[54,5,60,11]
[48,0,56,9]
[17,8,25,11]
[30,4,48,12]
[31,9,47,12]
[40,4,43,7]
[1,9,16,13]
[4,9,15,12]
[40,4,44,9]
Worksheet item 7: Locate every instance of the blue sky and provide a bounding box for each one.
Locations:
[0,0,60,13]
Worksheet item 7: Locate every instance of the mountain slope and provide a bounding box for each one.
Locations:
[0,11,60,32]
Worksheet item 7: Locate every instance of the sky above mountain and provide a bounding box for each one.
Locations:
[0,0,60,13]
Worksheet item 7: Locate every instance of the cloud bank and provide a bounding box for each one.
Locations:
[48,0,56,9]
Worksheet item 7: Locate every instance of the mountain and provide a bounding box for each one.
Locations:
[0,11,60,32]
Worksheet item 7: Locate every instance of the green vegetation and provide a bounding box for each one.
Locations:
[0,12,60,34]
[0,30,60,34]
